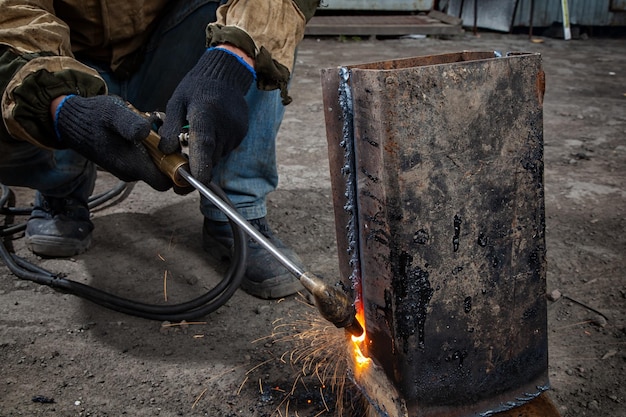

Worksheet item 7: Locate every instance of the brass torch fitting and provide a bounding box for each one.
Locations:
[142,130,190,188]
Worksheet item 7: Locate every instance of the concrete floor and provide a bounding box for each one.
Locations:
[1,31,625,416]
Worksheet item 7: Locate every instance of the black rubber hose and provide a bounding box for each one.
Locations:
[0,182,247,321]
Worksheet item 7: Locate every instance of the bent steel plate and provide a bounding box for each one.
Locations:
[323,51,548,417]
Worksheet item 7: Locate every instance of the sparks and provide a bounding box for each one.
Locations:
[263,301,371,417]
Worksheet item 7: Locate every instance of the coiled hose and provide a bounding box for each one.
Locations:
[0,182,246,321]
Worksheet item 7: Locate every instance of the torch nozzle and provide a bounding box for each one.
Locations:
[343,316,365,338]
[299,272,364,337]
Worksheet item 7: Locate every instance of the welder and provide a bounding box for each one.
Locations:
[0,0,321,300]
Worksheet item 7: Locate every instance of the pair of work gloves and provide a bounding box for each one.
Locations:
[53,48,255,191]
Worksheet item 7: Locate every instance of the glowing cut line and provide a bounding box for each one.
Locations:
[351,309,371,368]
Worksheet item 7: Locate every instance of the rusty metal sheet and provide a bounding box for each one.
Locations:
[305,14,463,36]
[321,0,434,11]
[323,51,548,417]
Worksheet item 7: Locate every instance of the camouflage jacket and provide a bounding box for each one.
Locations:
[0,0,319,148]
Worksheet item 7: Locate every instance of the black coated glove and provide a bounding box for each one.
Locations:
[158,48,255,185]
[54,95,172,191]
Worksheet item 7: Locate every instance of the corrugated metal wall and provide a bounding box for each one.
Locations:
[514,0,625,26]
[320,0,625,26]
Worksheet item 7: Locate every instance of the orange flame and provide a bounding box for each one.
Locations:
[350,304,371,368]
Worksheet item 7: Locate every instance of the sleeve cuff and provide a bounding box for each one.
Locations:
[2,56,106,148]
[206,24,293,105]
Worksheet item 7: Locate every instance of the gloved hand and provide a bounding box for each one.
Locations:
[158,47,256,185]
[54,94,173,191]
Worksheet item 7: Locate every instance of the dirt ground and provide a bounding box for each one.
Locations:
[1,31,625,417]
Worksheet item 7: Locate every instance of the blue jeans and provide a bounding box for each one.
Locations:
[0,0,283,221]
[0,142,96,201]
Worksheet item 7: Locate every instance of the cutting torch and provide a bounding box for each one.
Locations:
[142,128,364,337]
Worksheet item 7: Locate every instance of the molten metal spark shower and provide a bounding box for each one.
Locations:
[263,302,371,417]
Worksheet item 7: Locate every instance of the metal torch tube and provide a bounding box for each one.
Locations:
[178,166,361,336]
[178,168,306,280]
[140,130,360,335]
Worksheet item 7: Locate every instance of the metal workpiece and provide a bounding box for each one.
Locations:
[323,52,549,416]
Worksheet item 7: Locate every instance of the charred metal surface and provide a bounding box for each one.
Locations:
[323,52,549,417]
[348,344,409,417]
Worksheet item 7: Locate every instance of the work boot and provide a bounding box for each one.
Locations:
[25,193,94,257]
[203,217,304,299]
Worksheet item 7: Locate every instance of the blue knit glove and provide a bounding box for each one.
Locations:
[158,48,255,185]
[54,95,172,191]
